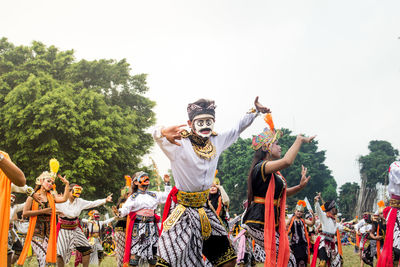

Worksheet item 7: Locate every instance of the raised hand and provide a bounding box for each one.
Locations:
[314,192,321,202]
[299,165,311,188]
[106,194,113,203]
[254,96,271,114]
[297,134,316,144]
[161,124,187,146]
[57,174,69,185]
[112,206,120,217]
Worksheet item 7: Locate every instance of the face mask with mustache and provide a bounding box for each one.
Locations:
[193,118,215,138]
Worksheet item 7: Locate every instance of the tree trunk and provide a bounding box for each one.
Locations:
[355,172,378,217]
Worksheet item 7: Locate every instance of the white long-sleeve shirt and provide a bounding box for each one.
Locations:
[56,198,107,219]
[315,202,342,236]
[10,203,25,221]
[119,186,172,217]
[153,112,258,192]
[11,184,31,193]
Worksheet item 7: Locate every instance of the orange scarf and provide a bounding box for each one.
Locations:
[287,216,311,264]
[376,225,381,259]
[17,192,57,266]
[216,196,222,216]
[264,172,289,267]
[0,151,12,266]
[336,229,342,256]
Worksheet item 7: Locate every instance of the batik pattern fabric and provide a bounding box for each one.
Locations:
[129,219,159,262]
[290,220,308,267]
[242,225,296,266]
[115,229,126,267]
[393,210,400,251]
[31,236,49,267]
[253,242,266,263]
[56,227,92,264]
[317,237,342,267]
[157,201,236,267]
[7,230,22,256]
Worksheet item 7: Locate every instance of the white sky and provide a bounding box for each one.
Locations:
[2,0,400,188]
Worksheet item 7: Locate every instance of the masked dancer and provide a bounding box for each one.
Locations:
[154,97,270,267]
[82,210,115,265]
[55,183,113,267]
[116,171,171,267]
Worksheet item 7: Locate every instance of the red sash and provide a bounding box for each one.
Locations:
[377,207,396,267]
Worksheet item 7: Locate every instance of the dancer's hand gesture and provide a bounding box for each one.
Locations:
[254,96,271,114]
[299,165,311,189]
[106,194,113,203]
[297,134,316,143]
[314,192,321,202]
[161,125,186,146]
[112,206,120,217]
[58,174,69,185]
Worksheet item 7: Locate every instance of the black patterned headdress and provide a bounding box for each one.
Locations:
[187,99,216,121]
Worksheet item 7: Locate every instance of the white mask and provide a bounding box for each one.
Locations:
[193,116,215,138]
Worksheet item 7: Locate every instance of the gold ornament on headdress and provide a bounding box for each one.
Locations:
[251,113,282,152]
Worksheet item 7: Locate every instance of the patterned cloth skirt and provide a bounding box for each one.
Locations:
[242,224,296,266]
[130,220,159,261]
[157,201,236,267]
[115,229,126,267]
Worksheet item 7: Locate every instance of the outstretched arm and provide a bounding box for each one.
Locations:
[264,135,315,175]
[218,97,270,151]
[153,124,186,160]
[0,152,25,187]
[54,175,70,203]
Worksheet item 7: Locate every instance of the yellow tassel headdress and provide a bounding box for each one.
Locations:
[251,113,282,152]
[35,159,60,185]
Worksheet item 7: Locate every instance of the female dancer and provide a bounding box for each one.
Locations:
[243,113,314,267]
[17,171,69,267]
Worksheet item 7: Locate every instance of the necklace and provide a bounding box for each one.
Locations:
[181,130,217,160]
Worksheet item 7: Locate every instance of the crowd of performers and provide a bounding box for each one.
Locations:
[0,97,399,266]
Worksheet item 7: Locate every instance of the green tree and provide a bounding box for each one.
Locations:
[355,140,398,215]
[338,182,360,220]
[217,129,337,216]
[0,38,155,199]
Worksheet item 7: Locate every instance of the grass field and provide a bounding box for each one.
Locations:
[21,244,368,266]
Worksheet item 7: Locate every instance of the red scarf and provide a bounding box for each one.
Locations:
[264,172,289,267]
[160,186,179,232]
[377,206,396,267]
[122,212,161,266]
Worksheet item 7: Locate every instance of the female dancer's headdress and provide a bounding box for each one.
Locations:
[251,113,282,152]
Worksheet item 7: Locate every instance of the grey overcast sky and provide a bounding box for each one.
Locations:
[2,0,400,188]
